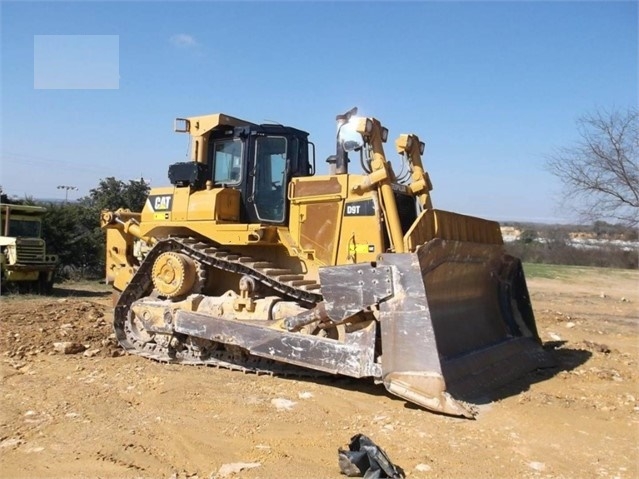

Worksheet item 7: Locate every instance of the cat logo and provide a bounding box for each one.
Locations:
[149,194,173,211]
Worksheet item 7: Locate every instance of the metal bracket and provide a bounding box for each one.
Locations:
[319,263,393,322]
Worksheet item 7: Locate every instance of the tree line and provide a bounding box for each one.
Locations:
[504,222,638,270]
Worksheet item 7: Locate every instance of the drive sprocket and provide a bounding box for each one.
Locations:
[151,251,197,298]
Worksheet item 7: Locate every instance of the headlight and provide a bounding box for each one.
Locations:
[174,118,190,133]
[355,117,374,136]
[365,119,373,134]
[381,127,389,143]
[405,136,413,150]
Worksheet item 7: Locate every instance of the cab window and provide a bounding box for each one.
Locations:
[8,219,41,238]
[212,139,243,185]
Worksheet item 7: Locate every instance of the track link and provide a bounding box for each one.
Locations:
[114,237,323,375]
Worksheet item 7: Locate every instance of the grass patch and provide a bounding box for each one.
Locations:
[523,262,638,281]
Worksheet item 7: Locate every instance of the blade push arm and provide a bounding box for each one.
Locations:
[101,209,157,246]
[349,117,405,254]
[395,134,433,210]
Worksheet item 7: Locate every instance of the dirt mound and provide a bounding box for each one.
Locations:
[2,296,119,361]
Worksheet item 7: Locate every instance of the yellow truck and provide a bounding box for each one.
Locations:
[0,203,57,294]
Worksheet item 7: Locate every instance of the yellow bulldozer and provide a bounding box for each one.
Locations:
[101,108,553,417]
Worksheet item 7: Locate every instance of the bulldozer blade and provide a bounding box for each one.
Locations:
[377,239,554,418]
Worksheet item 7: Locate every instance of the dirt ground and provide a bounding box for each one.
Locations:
[1,267,637,479]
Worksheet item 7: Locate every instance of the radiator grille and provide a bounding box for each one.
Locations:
[15,239,45,263]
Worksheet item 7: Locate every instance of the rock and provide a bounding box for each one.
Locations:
[171,473,197,479]
[215,462,261,478]
[270,398,296,411]
[528,461,546,471]
[583,340,611,354]
[0,438,24,449]
[565,322,576,328]
[600,292,607,298]
[53,342,86,354]
[298,391,313,399]
[24,446,45,453]
[83,349,101,358]
[415,463,432,472]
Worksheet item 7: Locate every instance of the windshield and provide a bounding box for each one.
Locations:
[7,219,41,238]
[212,138,243,185]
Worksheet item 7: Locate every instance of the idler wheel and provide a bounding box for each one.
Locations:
[152,251,197,298]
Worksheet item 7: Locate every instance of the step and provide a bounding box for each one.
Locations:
[288,280,318,287]
[262,268,291,276]
[302,284,322,291]
[277,274,305,282]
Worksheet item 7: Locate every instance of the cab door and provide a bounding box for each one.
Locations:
[247,135,289,225]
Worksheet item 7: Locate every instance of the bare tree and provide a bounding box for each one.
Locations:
[546,108,639,226]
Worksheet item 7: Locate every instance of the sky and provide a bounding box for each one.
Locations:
[0,1,637,223]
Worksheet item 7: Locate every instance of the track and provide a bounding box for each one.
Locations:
[114,237,324,374]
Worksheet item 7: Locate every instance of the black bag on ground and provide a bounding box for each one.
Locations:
[338,433,405,479]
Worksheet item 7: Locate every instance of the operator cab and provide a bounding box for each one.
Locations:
[169,123,315,225]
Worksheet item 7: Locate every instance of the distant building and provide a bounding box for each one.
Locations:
[500,226,522,242]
